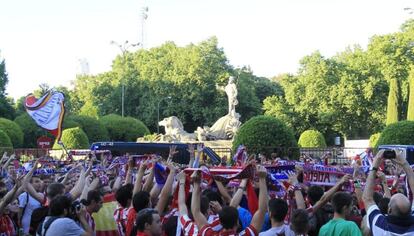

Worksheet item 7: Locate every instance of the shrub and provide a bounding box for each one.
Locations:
[70,115,109,143]
[376,121,414,147]
[62,117,80,129]
[0,129,12,148]
[14,113,47,148]
[52,127,89,149]
[369,133,381,148]
[0,118,24,148]
[100,114,150,142]
[232,115,298,158]
[124,117,150,141]
[298,130,327,148]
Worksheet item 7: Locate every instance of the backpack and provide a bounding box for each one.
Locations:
[29,206,49,235]
[36,216,61,236]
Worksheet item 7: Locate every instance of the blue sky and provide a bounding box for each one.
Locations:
[0,0,412,99]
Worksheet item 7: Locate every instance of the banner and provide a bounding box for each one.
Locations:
[25,90,66,141]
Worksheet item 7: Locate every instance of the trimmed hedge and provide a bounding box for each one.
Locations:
[298,130,327,148]
[376,121,414,147]
[14,113,47,148]
[369,133,381,148]
[100,114,150,142]
[0,118,24,148]
[70,115,109,143]
[0,129,12,148]
[62,116,80,129]
[53,127,90,149]
[232,115,298,158]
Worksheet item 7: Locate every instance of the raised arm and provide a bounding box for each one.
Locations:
[155,164,177,214]
[229,179,248,208]
[143,165,155,193]
[133,161,147,195]
[177,171,188,216]
[362,150,384,209]
[191,170,209,229]
[288,172,306,209]
[250,165,269,231]
[313,174,351,212]
[394,149,414,200]
[378,171,391,199]
[23,159,44,203]
[124,155,134,185]
[2,154,15,170]
[188,144,195,168]
[69,161,92,200]
[215,180,232,205]
[0,176,22,214]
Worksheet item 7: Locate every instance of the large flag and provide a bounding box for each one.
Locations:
[24,90,65,141]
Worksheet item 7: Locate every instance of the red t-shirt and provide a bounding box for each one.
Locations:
[126,208,137,236]
[198,225,257,236]
[0,215,16,236]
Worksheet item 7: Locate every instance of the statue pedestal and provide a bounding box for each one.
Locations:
[202,140,233,149]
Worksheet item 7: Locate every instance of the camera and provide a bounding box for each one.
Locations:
[383,150,396,159]
[68,200,81,221]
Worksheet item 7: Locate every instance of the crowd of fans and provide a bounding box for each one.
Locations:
[0,145,413,236]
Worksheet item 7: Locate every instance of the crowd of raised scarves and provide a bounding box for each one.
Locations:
[0,144,413,236]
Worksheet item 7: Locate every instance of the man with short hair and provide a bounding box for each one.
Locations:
[362,149,414,235]
[318,191,362,236]
[135,208,162,236]
[259,198,295,236]
[18,176,43,234]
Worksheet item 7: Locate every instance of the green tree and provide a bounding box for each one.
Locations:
[0,129,12,148]
[369,133,381,148]
[232,115,297,157]
[376,121,414,146]
[100,114,149,141]
[14,113,48,148]
[386,78,399,125]
[53,127,89,149]
[71,38,236,132]
[0,55,15,120]
[0,118,24,148]
[298,130,327,148]
[70,115,109,143]
[407,67,414,120]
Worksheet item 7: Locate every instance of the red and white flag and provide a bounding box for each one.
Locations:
[24,90,66,141]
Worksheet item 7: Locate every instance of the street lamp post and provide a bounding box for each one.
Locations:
[157,96,172,134]
[110,40,139,117]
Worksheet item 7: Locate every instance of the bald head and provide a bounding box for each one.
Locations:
[388,193,411,217]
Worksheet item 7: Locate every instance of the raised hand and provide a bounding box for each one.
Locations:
[187,144,195,154]
[191,170,202,183]
[392,149,408,167]
[209,201,222,213]
[287,171,299,185]
[377,171,386,183]
[339,174,352,185]
[177,170,186,183]
[196,144,204,153]
[257,165,267,179]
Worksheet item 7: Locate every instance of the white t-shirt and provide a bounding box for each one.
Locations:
[259,224,295,236]
[18,192,42,234]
